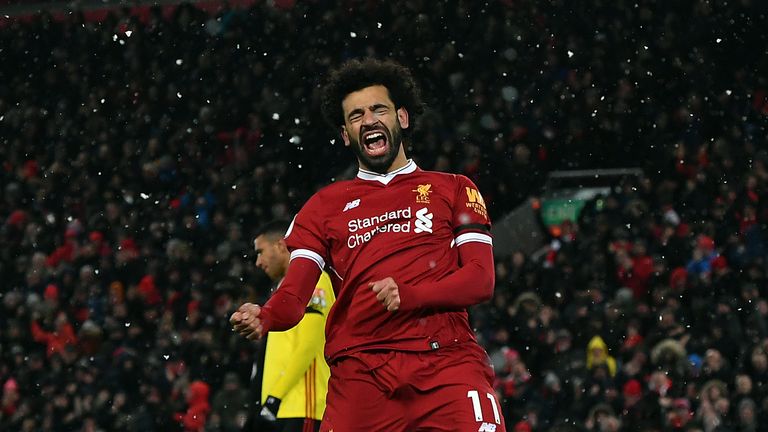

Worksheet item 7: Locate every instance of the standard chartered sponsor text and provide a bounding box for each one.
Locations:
[347,207,416,249]
[347,207,412,232]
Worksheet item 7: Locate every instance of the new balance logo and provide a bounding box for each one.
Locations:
[343,199,361,212]
[478,423,497,432]
[414,207,433,233]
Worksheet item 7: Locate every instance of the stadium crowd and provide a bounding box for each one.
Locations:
[1,0,766,430]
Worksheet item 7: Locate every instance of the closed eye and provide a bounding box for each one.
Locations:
[347,109,364,122]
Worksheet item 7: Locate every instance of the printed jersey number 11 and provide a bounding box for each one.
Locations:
[466,390,501,424]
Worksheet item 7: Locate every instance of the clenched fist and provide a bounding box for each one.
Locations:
[370,277,400,312]
[230,302,265,340]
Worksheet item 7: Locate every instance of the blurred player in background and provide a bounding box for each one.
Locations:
[247,220,334,432]
[232,59,505,431]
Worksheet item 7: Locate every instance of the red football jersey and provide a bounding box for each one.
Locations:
[284,160,493,360]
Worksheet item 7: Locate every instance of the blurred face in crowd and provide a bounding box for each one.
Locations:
[254,234,289,282]
[739,400,756,426]
[735,374,752,395]
[511,251,525,268]
[714,398,729,416]
[705,349,723,372]
[341,85,409,174]
[751,348,767,372]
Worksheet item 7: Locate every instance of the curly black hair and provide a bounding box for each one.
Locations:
[320,58,425,133]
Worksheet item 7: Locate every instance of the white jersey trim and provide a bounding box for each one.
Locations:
[290,249,326,270]
[357,159,417,185]
[455,232,493,247]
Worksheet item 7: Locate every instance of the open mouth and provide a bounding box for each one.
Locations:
[362,130,388,157]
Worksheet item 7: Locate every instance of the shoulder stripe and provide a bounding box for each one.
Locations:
[290,249,325,270]
[453,223,490,235]
[455,232,493,247]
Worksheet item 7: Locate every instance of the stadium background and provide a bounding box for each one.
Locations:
[1,0,767,430]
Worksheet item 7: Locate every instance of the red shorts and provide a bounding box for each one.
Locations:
[320,342,505,432]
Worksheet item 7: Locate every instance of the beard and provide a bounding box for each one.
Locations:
[349,120,404,174]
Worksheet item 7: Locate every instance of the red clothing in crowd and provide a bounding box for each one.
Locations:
[174,380,211,432]
[30,314,78,358]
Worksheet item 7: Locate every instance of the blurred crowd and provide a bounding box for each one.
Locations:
[1,0,766,431]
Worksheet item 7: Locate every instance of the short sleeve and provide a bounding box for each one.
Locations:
[284,194,329,270]
[452,175,493,246]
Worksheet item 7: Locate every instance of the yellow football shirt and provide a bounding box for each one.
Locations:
[261,271,335,420]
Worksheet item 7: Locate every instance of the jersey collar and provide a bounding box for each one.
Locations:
[357,159,417,185]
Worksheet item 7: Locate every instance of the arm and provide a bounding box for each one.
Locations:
[261,258,322,332]
[372,176,495,312]
[256,198,329,334]
[231,257,321,339]
[397,241,495,310]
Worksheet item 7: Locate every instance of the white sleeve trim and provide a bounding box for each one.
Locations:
[455,232,493,247]
[290,249,325,270]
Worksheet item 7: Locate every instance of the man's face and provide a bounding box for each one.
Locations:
[341,85,409,174]
[254,235,287,281]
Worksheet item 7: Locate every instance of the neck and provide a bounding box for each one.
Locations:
[384,155,409,173]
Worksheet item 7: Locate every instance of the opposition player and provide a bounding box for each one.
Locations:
[232,59,506,431]
[249,220,334,432]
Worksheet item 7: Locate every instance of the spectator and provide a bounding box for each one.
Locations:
[0,378,19,421]
[735,398,758,432]
[174,380,211,432]
[586,336,616,378]
[208,372,249,432]
[29,310,78,359]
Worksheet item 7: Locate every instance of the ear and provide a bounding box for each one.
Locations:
[397,107,409,130]
[276,238,289,254]
[341,126,351,147]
